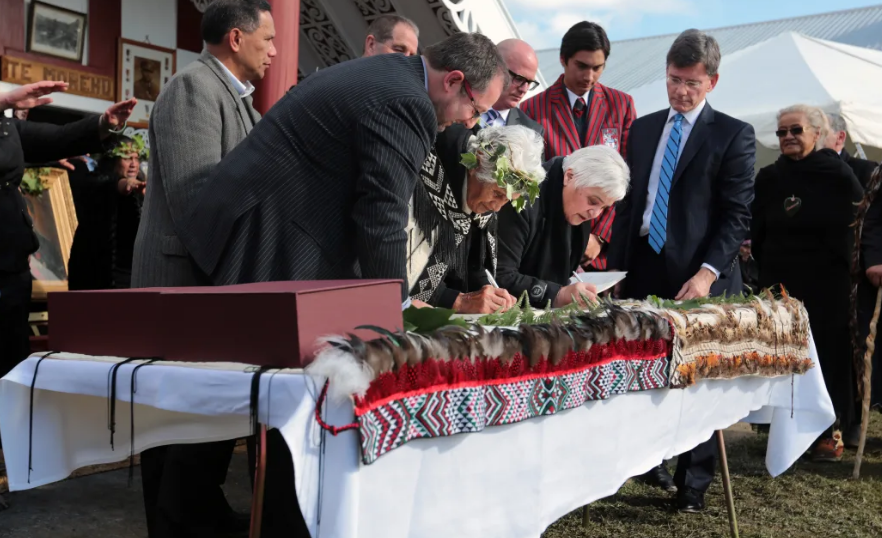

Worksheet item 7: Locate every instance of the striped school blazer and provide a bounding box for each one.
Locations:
[520,75,636,269]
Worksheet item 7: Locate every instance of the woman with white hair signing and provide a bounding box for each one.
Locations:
[496,145,630,308]
[407,124,546,314]
[752,104,863,462]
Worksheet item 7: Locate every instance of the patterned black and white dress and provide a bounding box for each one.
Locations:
[406,125,498,308]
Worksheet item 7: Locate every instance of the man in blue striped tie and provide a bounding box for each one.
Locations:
[609,29,756,513]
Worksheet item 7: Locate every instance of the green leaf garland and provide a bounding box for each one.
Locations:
[460,139,542,213]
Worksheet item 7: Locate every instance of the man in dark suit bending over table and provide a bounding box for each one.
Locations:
[608,29,756,513]
[183,33,506,298]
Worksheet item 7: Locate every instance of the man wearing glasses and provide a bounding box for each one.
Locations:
[478,39,543,137]
[520,21,636,271]
[609,29,756,514]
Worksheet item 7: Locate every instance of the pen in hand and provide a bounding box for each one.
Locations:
[485,269,500,288]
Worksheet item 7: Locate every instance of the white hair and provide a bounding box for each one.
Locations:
[561,145,630,201]
[467,125,546,185]
[777,104,829,150]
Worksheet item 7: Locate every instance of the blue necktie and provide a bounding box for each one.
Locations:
[481,109,500,128]
[648,113,684,254]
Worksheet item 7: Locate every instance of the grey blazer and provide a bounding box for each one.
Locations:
[131,50,261,288]
[505,107,545,138]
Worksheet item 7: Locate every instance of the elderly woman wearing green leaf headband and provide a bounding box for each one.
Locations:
[407,124,546,314]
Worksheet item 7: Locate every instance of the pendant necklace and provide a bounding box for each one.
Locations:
[783,194,802,217]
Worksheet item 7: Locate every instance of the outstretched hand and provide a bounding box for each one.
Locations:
[101,99,138,132]
[0,81,69,111]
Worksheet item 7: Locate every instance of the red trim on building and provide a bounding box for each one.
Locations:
[252,0,300,115]
[177,0,205,53]
[0,0,25,55]
[87,0,121,77]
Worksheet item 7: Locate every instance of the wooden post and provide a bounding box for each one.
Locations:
[717,430,740,538]
[854,287,881,479]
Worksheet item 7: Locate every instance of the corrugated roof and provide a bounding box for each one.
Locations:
[537,4,882,93]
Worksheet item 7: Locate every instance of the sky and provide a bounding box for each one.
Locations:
[507,0,882,51]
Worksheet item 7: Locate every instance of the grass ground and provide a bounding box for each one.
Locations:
[544,413,882,538]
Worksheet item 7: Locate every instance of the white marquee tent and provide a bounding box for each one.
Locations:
[628,31,882,163]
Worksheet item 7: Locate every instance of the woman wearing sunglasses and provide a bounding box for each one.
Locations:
[751,104,863,462]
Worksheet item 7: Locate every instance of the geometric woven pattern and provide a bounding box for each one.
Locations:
[358,354,670,464]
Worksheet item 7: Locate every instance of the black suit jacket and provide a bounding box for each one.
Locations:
[182,55,437,297]
[504,108,544,137]
[0,116,104,273]
[609,103,756,297]
[842,150,878,188]
[497,157,590,307]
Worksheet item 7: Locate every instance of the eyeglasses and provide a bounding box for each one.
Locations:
[462,79,481,120]
[509,69,540,91]
[666,75,703,90]
[775,126,805,138]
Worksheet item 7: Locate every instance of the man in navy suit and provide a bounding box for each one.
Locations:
[609,29,756,512]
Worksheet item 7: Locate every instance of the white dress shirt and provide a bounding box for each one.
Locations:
[639,99,719,277]
[213,56,255,98]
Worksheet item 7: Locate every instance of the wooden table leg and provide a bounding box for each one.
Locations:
[249,425,268,538]
[716,430,740,538]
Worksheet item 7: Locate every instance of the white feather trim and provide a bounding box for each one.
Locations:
[306,339,374,402]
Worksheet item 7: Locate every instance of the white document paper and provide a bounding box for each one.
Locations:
[568,271,627,293]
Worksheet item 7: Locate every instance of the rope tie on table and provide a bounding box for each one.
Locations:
[128,359,159,486]
[28,351,58,483]
[314,380,358,436]
[107,358,140,450]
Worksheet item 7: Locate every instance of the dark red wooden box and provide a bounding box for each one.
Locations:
[49,280,403,367]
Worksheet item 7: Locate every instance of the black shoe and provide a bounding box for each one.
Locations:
[638,464,677,493]
[677,487,706,514]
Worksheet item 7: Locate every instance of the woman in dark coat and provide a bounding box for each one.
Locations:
[496,145,630,308]
[68,135,148,290]
[752,104,863,462]
[406,124,545,313]
[0,81,134,374]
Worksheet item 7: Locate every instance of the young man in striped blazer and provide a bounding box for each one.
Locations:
[520,21,635,270]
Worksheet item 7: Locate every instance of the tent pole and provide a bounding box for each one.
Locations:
[855,142,868,160]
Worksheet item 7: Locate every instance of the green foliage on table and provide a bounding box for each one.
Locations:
[643,289,759,310]
[476,290,604,326]
[401,306,469,334]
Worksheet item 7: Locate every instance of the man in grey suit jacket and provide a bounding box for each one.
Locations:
[182,32,508,299]
[479,38,544,137]
[131,2,275,537]
[132,1,273,289]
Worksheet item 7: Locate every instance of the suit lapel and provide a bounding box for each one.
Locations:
[672,104,714,186]
[549,81,580,155]
[584,85,609,146]
[635,111,669,205]
[200,51,254,133]
[505,108,523,127]
[550,88,579,155]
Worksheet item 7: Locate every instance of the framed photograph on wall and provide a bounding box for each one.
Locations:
[117,38,177,128]
[27,1,88,62]
[22,169,79,300]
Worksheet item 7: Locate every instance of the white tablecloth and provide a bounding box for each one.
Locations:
[0,341,835,538]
